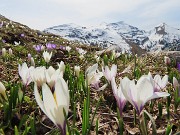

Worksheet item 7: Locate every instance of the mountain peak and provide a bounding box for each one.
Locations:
[44,21,180,52]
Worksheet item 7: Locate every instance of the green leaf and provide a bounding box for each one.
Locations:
[18,115,28,130]
[143,110,157,135]
[165,124,173,135]
[14,126,19,135]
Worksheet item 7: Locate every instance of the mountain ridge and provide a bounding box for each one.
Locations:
[44,22,180,52]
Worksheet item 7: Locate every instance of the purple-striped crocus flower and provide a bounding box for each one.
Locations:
[121,75,170,115]
[148,72,168,92]
[111,77,127,117]
[102,64,117,83]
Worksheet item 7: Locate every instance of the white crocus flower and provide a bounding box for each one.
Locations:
[173,77,180,96]
[43,51,52,63]
[66,46,71,52]
[115,52,121,58]
[57,61,65,75]
[31,66,46,87]
[46,66,63,88]
[8,48,13,55]
[86,63,107,91]
[173,77,179,90]
[30,57,35,67]
[2,48,6,56]
[148,72,168,92]
[121,76,170,115]
[77,48,87,55]
[34,77,69,135]
[0,81,7,99]
[111,77,127,117]
[18,62,34,86]
[102,64,117,83]
[74,66,80,77]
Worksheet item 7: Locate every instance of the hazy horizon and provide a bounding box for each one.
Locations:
[0,0,179,30]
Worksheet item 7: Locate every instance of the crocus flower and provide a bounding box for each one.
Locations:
[102,64,117,83]
[173,77,180,96]
[46,66,63,89]
[0,81,7,100]
[9,48,12,55]
[76,47,87,55]
[46,43,56,50]
[34,45,45,52]
[43,51,52,63]
[20,33,25,37]
[148,72,168,92]
[18,62,34,86]
[66,46,71,52]
[31,66,46,87]
[74,66,80,77]
[0,21,3,28]
[14,41,21,45]
[2,39,6,43]
[60,46,66,50]
[86,63,107,91]
[57,61,65,75]
[2,48,6,56]
[31,57,35,67]
[164,56,170,65]
[34,77,69,135]
[121,76,170,115]
[111,77,127,117]
[28,53,31,61]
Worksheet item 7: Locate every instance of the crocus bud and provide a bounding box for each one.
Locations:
[2,48,6,56]
[0,81,7,100]
[8,48,13,55]
[164,56,170,65]
[79,54,84,60]
[28,53,31,61]
[57,61,65,74]
[31,57,35,67]
[43,51,52,63]
[74,66,80,77]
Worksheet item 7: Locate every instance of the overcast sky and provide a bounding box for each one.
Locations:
[0,0,179,30]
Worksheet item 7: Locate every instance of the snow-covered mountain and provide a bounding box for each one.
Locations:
[141,23,180,51]
[44,22,180,52]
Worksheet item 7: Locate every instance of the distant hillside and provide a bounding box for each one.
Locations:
[0,14,72,49]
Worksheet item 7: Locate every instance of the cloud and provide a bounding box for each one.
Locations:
[0,0,179,30]
[138,0,180,18]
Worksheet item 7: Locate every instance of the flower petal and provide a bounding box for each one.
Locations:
[149,92,170,100]
[42,83,57,125]
[161,75,168,88]
[34,83,46,115]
